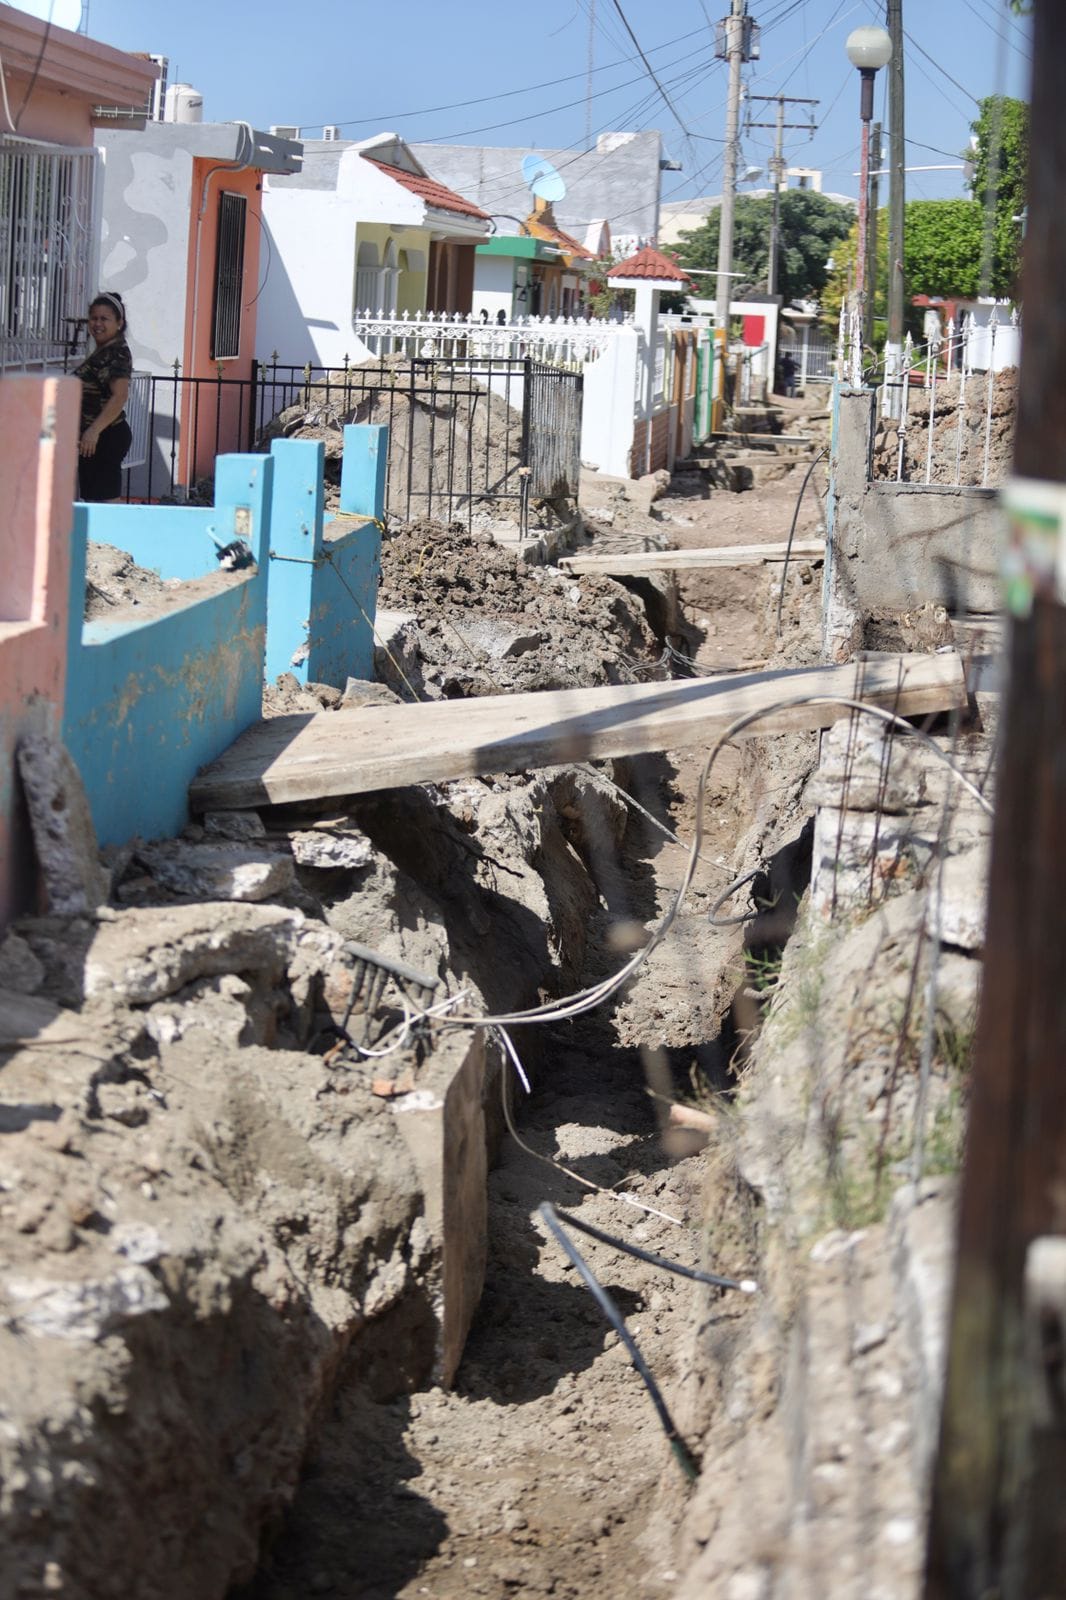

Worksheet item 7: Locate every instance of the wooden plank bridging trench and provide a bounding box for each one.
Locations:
[558,540,825,577]
[190,652,966,813]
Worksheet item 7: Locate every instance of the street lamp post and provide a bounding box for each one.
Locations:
[845,25,892,380]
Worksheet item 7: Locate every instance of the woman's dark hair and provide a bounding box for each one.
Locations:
[89,292,127,332]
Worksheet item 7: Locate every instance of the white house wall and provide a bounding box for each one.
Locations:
[257,188,358,368]
[96,133,194,374]
[260,147,427,367]
[471,255,515,322]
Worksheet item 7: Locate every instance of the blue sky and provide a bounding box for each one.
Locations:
[74,0,1031,205]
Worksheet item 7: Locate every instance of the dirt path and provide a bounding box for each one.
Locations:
[233,444,828,1600]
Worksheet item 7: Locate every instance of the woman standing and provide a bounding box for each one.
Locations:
[75,292,133,503]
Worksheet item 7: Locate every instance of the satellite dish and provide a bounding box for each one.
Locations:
[521,153,567,204]
[9,0,83,29]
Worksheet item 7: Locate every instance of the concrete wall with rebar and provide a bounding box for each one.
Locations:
[824,390,1002,662]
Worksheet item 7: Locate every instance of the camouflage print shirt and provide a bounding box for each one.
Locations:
[74,337,132,430]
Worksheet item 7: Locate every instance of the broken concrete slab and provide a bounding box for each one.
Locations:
[78,902,330,1006]
[449,617,544,662]
[16,734,109,917]
[135,841,296,903]
[372,609,424,702]
[927,849,988,951]
[283,830,374,872]
[806,720,928,815]
[203,810,267,842]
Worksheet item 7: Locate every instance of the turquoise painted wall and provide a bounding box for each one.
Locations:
[65,455,273,846]
[265,425,386,688]
[62,427,387,847]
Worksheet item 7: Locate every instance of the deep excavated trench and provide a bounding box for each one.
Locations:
[231,466,827,1600]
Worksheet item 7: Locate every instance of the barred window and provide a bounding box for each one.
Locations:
[211,191,247,361]
[1,136,98,373]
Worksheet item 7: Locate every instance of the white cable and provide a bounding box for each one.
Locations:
[439,689,993,1034]
[496,1027,684,1227]
[0,50,17,132]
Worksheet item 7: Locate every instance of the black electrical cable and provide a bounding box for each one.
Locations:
[708,867,761,929]
[550,1204,758,1293]
[775,444,828,638]
[538,1203,700,1481]
[13,0,54,130]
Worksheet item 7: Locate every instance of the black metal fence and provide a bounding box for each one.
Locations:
[118,355,583,534]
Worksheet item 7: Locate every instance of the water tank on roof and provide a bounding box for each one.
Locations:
[164,83,204,124]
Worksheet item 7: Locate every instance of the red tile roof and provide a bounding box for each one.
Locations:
[363,158,490,222]
[609,245,694,286]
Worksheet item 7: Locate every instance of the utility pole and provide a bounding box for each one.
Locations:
[712,1,758,427]
[866,121,882,348]
[747,93,819,297]
[923,3,1066,1594]
[714,0,747,331]
[885,0,906,415]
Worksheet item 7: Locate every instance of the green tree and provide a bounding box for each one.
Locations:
[968,94,1028,298]
[905,200,984,298]
[673,189,854,304]
[821,198,996,328]
[819,210,888,326]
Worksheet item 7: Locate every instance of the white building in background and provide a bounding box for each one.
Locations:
[256,133,491,369]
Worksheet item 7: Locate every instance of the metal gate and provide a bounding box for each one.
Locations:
[111,354,584,532]
[524,360,584,504]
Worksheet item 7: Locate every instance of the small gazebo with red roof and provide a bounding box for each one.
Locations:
[607,244,695,294]
[602,244,698,477]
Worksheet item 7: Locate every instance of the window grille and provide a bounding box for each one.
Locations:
[211,191,247,361]
[1,136,98,372]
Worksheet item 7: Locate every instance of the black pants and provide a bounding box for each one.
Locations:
[78,419,132,502]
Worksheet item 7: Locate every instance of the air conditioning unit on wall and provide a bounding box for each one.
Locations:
[322,125,342,141]
[270,124,300,140]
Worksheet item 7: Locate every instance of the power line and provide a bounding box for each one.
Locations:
[903,27,980,107]
[605,0,699,146]
[13,0,55,131]
[423,43,718,146]
[466,53,720,206]
[966,0,1034,63]
[319,22,709,130]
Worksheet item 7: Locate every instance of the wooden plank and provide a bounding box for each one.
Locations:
[559,541,825,576]
[191,653,966,812]
[715,453,818,465]
[692,431,815,449]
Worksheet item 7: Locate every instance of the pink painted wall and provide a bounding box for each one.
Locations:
[5,79,95,146]
[0,377,79,926]
[0,5,155,147]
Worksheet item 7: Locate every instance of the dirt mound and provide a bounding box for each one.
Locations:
[377,521,664,697]
[85,542,168,618]
[84,543,243,623]
[264,358,530,523]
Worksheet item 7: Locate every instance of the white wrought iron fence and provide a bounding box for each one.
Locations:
[0,136,98,372]
[349,308,624,368]
[839,303,1020,489]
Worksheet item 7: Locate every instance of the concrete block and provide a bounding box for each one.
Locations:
[390,1027,490,1385]
[16,734,109,917]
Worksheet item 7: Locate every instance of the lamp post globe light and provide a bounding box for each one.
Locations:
[845,25,892,377]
